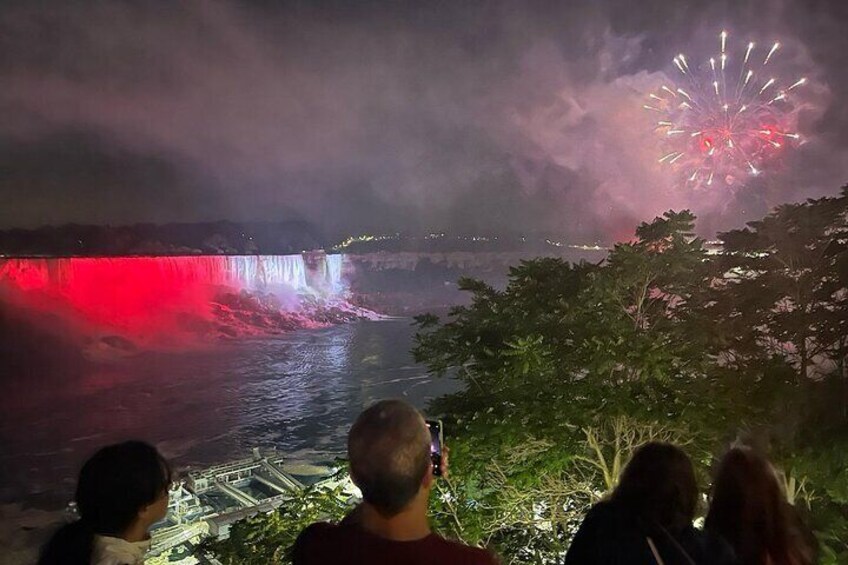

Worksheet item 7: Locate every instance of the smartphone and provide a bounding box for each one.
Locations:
[425,419,444,476]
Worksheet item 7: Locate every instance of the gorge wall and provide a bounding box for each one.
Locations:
[346,249,608,315]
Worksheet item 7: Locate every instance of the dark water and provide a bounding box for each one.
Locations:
[0,320,458,509]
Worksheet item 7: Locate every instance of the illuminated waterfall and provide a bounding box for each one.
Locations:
[0,253,348,334]
[0,254,344,295]
[225,256,309,290]
[325,254,344,292]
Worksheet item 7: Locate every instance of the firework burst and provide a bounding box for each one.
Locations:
[645,31,807,190]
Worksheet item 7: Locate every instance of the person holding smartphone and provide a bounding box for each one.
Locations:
[293,399,497,565]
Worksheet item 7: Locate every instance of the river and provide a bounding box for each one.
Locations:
[0,320,459,511]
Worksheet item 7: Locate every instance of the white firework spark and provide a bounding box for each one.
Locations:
[645,30,806,190]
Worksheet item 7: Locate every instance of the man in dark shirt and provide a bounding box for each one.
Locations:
[293,399,497,565]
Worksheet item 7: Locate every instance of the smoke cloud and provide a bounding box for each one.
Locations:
[1,0,846,240]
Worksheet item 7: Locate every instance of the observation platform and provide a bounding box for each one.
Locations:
[146,448,356,561]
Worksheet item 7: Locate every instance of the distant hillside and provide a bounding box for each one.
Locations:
[332,233,608,254]
[0,221,610,257]
[0,221,326,256]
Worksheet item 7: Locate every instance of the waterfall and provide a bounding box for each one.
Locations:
[0,254,342,298]
[326,254,344,292]
[0,256,229,291]
[0,253,354,342]
[267,255,308,291]
[225,256,307,291]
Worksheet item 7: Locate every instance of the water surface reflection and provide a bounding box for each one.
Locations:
[0,320,458,508]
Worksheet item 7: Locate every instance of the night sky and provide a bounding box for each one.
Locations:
[1,0,846,240]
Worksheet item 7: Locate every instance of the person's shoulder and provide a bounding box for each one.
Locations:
[293,522,355,565]
[683,527,739,565]
[91,535,149,565]
[582,500,626,526]
[586,500,615,515]
[293,522,340,551]
[298,520,336,536]
[702,529,739,564]
[429,534,499,564]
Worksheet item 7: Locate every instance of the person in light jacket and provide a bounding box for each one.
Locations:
[39,441,171,565]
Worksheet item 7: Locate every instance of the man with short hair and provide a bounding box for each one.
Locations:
[293,399,497,564]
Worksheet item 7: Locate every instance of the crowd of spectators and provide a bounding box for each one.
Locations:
[38,399,817,565]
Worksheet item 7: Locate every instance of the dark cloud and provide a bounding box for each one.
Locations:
[1,0,846,240]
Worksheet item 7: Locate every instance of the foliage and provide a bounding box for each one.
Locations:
[426,417,691,564]
[199,480,353,565]
[708,186,848,383]
[415,211,719,397]
[414,188,848,562]
[573,416,691,493]
[784,436,848,564]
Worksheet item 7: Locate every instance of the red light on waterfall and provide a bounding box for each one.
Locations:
[0,257,229,337]
[0,260,50,290]
[61,258,221,331]
[1,254,338,344]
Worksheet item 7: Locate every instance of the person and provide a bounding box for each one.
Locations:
[293,399,498,564]
[38,441,171,565]
[565,442,737,565]
[705,447,817,565]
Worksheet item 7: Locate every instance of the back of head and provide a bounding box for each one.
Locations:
[347,399,431,517]
[611,442,698,533]
[706,447,814,565]
[39,441,171,565]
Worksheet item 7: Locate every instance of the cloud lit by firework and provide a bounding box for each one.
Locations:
[1,1,846,239]
[645,30,809,191]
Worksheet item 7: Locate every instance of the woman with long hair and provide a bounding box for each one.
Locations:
[38,441,171,565]
[565,442,736,564]
[705,447,817,565]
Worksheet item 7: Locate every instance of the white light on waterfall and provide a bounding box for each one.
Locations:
[326,255,344,292]
[227,255,308,291]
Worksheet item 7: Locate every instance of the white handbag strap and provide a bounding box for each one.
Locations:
[647,536,666,565]
[648,526,699,565]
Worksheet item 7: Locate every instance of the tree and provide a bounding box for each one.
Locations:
[414,195,848,562]
[576,210,710,384]
[712,188,848,382]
